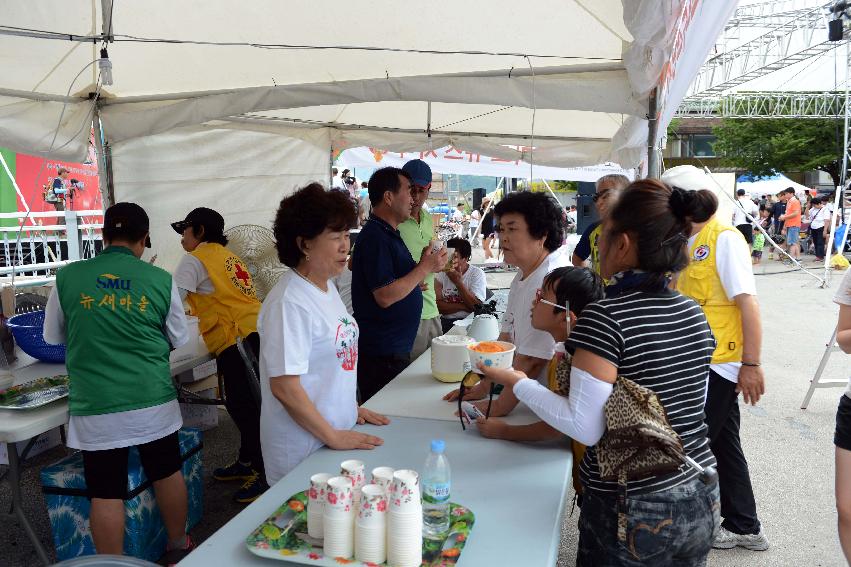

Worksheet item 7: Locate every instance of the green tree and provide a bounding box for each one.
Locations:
[713,118,843,186]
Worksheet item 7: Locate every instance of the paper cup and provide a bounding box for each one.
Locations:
[341,459,366,486]
[326,475,355,513]
[357,484,388,525]
[355,523,387,564]
[371,466,395,490]
[308,473,332,508]
[386,528,422,567]
[341,459,366,505]
[323,513,354,559]
[388,469,421,512]
[307,510,324,539]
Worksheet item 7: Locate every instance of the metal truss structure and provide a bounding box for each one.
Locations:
[675,91,845,119]
[677,1,850,119]
[687,1,842,97]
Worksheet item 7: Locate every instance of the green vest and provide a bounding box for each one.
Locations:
[398,211,438,320]
[56,246,177,416]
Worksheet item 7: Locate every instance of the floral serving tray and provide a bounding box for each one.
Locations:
[0,375,69,410]
[245,490,475,566]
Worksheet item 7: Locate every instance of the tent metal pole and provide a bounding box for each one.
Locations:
[0,88,82,104]
[92,109,114,207]
[101,0,115,42]
[647,88,659,179]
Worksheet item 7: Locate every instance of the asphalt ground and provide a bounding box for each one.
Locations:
[1,251,849,566]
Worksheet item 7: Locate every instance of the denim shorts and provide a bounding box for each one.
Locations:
[786,226,800,245]
[835,394,851,452]
[577,477,720,566]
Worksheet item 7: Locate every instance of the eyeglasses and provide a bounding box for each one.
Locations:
[534,288,568,311]
[592,190,610,203]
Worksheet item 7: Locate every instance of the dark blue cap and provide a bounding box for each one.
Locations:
[403,159,432,187]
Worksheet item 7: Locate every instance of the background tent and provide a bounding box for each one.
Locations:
[338,146,634,182]
[736,173,810,198]
[0,0,736,270]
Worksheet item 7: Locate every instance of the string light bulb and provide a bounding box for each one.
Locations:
[98,47,113,86]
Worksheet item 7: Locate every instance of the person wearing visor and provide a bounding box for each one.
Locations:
[43,203,194,562]
[172,207,266,503]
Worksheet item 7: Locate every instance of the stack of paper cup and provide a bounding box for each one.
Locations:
[371,466,395,491]
[307,473,332,538]
[355,484,388,564]
[323,476,355,559]
[386,469,423,567]
[341,459,366,505]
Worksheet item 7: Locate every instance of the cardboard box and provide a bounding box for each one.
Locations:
[0,426,62,465]
[179,388,219,431]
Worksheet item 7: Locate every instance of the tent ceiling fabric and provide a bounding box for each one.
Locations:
[0,0,736,169]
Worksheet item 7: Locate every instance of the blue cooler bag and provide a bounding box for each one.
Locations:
[41,428,203,562]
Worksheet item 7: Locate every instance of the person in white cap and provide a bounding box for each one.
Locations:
[660,165,769,552]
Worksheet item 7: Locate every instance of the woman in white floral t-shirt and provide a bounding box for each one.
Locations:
[259,184,390,485]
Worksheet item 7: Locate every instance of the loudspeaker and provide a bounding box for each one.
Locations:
[472,188,485,211]
[576,182,598,234]
[830,18,844,41]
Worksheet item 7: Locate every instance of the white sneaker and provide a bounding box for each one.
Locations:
[712,526,770,551]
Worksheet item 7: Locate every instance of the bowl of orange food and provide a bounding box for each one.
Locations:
[467,340,515,373]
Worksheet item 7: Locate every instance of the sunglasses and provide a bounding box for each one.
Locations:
[458,372,496,431]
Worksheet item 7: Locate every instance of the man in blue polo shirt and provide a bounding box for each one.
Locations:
[351,166,447,402]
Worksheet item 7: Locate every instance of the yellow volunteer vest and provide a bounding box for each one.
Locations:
[187,243,261,356]
[589,224,603,276]
[676,218,744,364]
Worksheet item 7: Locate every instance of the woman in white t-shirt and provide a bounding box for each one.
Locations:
[443,192,569,416]
[833,269,851,562]
[259,184,389,485]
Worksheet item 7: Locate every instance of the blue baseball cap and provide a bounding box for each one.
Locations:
[402,159,432,187]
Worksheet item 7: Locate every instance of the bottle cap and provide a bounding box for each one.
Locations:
[431,439,445,453]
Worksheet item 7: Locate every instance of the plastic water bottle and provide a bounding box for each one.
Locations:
[422,439,451,539]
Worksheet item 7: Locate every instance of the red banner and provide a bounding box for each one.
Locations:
[14,142,102,215]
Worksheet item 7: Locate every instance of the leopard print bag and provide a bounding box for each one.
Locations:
[595,376,688,543]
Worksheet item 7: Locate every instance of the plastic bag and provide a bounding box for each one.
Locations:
[831,253,850,270]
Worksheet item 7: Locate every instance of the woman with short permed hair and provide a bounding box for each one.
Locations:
[259,183,390,484]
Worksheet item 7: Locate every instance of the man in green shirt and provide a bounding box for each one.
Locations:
[399,159,443,360]
[43,202,193,562]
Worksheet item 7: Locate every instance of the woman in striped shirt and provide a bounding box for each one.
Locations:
[479,179,720,565]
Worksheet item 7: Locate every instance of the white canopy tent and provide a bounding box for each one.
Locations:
[0,0,736,269]
[736,173,811,198]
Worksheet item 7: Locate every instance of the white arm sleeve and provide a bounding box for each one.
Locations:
[512,367,614,446]
[43,287,66,345]
[165,281,189,349]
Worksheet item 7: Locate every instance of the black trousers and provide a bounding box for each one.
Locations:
[217,332,264,479]
[705,370,760,535]
[736,224,754,244]
[811,228,826,259]
[357,352,411,404]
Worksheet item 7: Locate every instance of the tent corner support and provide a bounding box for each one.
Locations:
[647,88,660,179]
